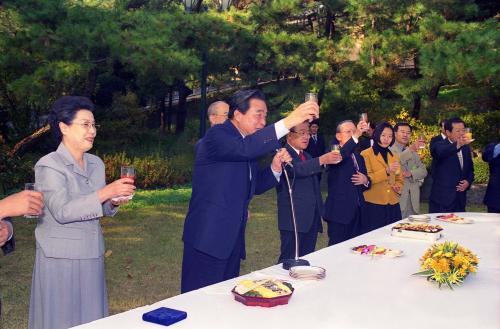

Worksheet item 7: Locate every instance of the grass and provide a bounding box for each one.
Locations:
[0,188,486,329]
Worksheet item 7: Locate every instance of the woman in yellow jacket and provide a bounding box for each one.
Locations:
[361,122,403,233]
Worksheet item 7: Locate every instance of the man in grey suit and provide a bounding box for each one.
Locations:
[276,122,340,263]
[390,123,428,218]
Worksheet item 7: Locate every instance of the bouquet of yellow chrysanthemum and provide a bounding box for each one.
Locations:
[413,241,479,289]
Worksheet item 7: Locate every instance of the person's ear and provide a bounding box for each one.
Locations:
[59,121,70,137]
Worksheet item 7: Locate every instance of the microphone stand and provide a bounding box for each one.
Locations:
[281,163,310,270]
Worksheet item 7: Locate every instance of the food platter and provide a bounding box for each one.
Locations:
[435,213,474,224]
[351,244,403,258]
[232,279,294,307]
[391,223,443,242]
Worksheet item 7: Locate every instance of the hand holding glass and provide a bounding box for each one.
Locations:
[24,183,42,218]
[464,128,472,141]
[112,166,135,202]
[418,134,426,149]
[305,92,318,104]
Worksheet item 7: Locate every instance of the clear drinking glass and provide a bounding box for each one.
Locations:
[359,113,368,123]
[464,128,472,141]
[418,134,426,149]
[305,92,318,103]
[24,183,42,218]
[112,166,135,202]
[121,166,135,182]
[331,144,340,154]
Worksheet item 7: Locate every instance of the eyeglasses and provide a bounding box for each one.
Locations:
[73,122,100,130]
[291,131,311,137]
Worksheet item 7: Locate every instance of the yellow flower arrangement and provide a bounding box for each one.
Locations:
[413,241,479,289]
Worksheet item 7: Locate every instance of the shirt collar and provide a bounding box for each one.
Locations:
[56,142,95,177]
[287,143,302,156]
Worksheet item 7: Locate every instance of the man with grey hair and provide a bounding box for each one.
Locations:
[207,101,229,127]
[323,120,370,244]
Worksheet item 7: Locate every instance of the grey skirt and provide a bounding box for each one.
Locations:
[28,243,108,329]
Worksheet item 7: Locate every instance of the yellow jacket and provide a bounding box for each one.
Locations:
[361,146,404,205]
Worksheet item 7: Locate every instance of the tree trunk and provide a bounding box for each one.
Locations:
[9,124,50,157]
[411,94,421,119]
[370,18,376,66]
[324,8,333,39]
[175,81,192,134]
[84,68,97,97]
[157,88,167,134]
[166,86,173,133]
[428,83,443,101]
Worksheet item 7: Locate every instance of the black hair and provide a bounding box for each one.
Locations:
[444,117,464,132]
[289,120,310,133]
[369,121,376,130]
[372,122,395,146]
[48,96,95,143]
[310,119,320,126]
[394,122,412,132]
[439,118,448,128]
[228,89,266,119]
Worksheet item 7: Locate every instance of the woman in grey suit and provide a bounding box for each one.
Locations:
[28,96,136,329]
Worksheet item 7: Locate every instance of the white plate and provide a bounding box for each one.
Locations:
[111,194,134,202]
[289,266,326,277]
[408,215,431,222]
[435,217,474,224]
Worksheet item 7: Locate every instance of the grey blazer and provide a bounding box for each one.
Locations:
[34,143,117,260]
[390,143,428,213]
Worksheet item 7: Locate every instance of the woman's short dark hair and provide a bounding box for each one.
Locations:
[372,121,395,146]
[228,89,266,119]
[48,96,95,143]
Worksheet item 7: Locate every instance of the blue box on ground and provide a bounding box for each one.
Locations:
[142,307,187,326]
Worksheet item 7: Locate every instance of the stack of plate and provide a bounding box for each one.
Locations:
[408,214,431,223]
[289,266,326,280]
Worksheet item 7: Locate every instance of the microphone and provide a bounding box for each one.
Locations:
[280,157,310,270]
[276,149,293,168]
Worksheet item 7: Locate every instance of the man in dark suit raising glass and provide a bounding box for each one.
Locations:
[181,89,319,293]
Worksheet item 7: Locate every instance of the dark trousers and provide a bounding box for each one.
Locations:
[429,197,465,213]
[278,223,319,264]
[327,207,361,246]
[181,239,243,293]
[361,202,402,234]
[487,205,500,213]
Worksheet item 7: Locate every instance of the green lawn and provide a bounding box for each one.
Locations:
[0,188,486,329]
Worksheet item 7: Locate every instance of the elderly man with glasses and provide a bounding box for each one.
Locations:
[323,120,370,244]
[276,121,341,263]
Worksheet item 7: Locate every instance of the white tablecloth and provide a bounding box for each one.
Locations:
[73,213,500,329]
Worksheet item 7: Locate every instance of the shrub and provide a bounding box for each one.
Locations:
[473,157,489,184]
[101,152,192,189]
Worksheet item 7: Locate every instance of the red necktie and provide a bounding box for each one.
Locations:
[299,151,306,161]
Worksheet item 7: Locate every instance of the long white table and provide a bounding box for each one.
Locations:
[73,213,500,329]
